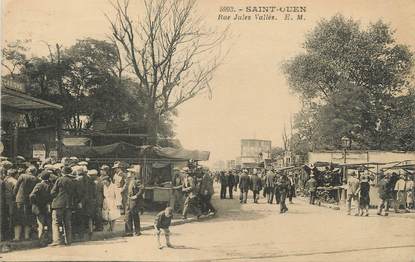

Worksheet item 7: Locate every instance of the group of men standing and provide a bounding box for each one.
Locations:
[0,157,144,246]
[218,169,297,213]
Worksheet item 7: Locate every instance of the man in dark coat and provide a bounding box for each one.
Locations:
[50,166,77,246]
[273,173,281,204]
[91,169,104,231]
[29,171,52,243]
[287,173,296,204]
[73,167,94,240]
[125,176,144,236]
[219,172,228,199]
[250,172,262,203]
[3,168,18,240]
[239,170,250,204]
[228,171,236,199]
[13,166,39,241]
[276,173,290,213]
[199,171,216,214]
[265,170,276,204]
[377,174,391,216]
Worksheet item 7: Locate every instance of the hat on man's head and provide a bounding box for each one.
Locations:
[7,168,18,176]
[1,160,13,169]
[87,169,98,177]
[40,170,51,181]
[78,161,88,166]
[100,165,110,171]
[127,165,141,174]
[112,161,127,169]
[26,165,37,175]
[62,166,74,176]
[16,155,26,162]
[52,163,64,170]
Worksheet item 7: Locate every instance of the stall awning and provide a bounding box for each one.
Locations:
[1,87,63,110]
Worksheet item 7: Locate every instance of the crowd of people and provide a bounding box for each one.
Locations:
[216,169,297,213]
[0,156,146,246]
[303,170,414,216]
[0,156,216,247]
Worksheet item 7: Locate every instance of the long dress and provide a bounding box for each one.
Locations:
[102,183,121,221]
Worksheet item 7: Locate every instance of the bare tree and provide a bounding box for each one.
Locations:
[107,0,228,144]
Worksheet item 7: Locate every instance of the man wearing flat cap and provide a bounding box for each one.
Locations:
[13,165,39,241]
[50,166,77,246]
[30,170,53,244]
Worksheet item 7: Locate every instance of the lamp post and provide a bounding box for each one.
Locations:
[340,136,351,203]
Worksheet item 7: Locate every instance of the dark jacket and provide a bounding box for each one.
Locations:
[306,177,318,192]
[126,180,144,211]
[29,181,52,214]
[250,174,262,191]
[264,172,275,187]
[239,173,250,191]
[200,174,214,195]
[154,211,172,229]
[277,176,291,193]
[51,175,77,209]
[378,177,390,200]
[228,174,236,187]
[219,173,228,186]
[95,178,104,208]
[14,173,39,204]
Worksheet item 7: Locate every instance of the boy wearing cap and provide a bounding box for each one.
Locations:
[154,207,173,249]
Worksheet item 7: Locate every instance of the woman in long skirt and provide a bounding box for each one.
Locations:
[102,176,121,232]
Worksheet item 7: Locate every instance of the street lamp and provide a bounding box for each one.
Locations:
[340,136,351,203]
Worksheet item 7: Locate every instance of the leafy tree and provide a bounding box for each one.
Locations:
[284,15,414,151]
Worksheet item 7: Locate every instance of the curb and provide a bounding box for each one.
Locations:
[297,196,341,210]
[0,213,215,253]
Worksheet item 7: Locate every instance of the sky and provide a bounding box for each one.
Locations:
[2,0,415,165]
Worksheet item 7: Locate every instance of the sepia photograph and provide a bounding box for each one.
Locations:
[1,0,415,261]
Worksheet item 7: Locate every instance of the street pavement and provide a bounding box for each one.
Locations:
[1,190,414,262]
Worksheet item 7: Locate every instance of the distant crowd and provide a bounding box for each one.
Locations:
[215,167,414,216]
[215,169,296,213]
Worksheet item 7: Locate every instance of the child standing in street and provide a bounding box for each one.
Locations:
[154,207,173,249]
